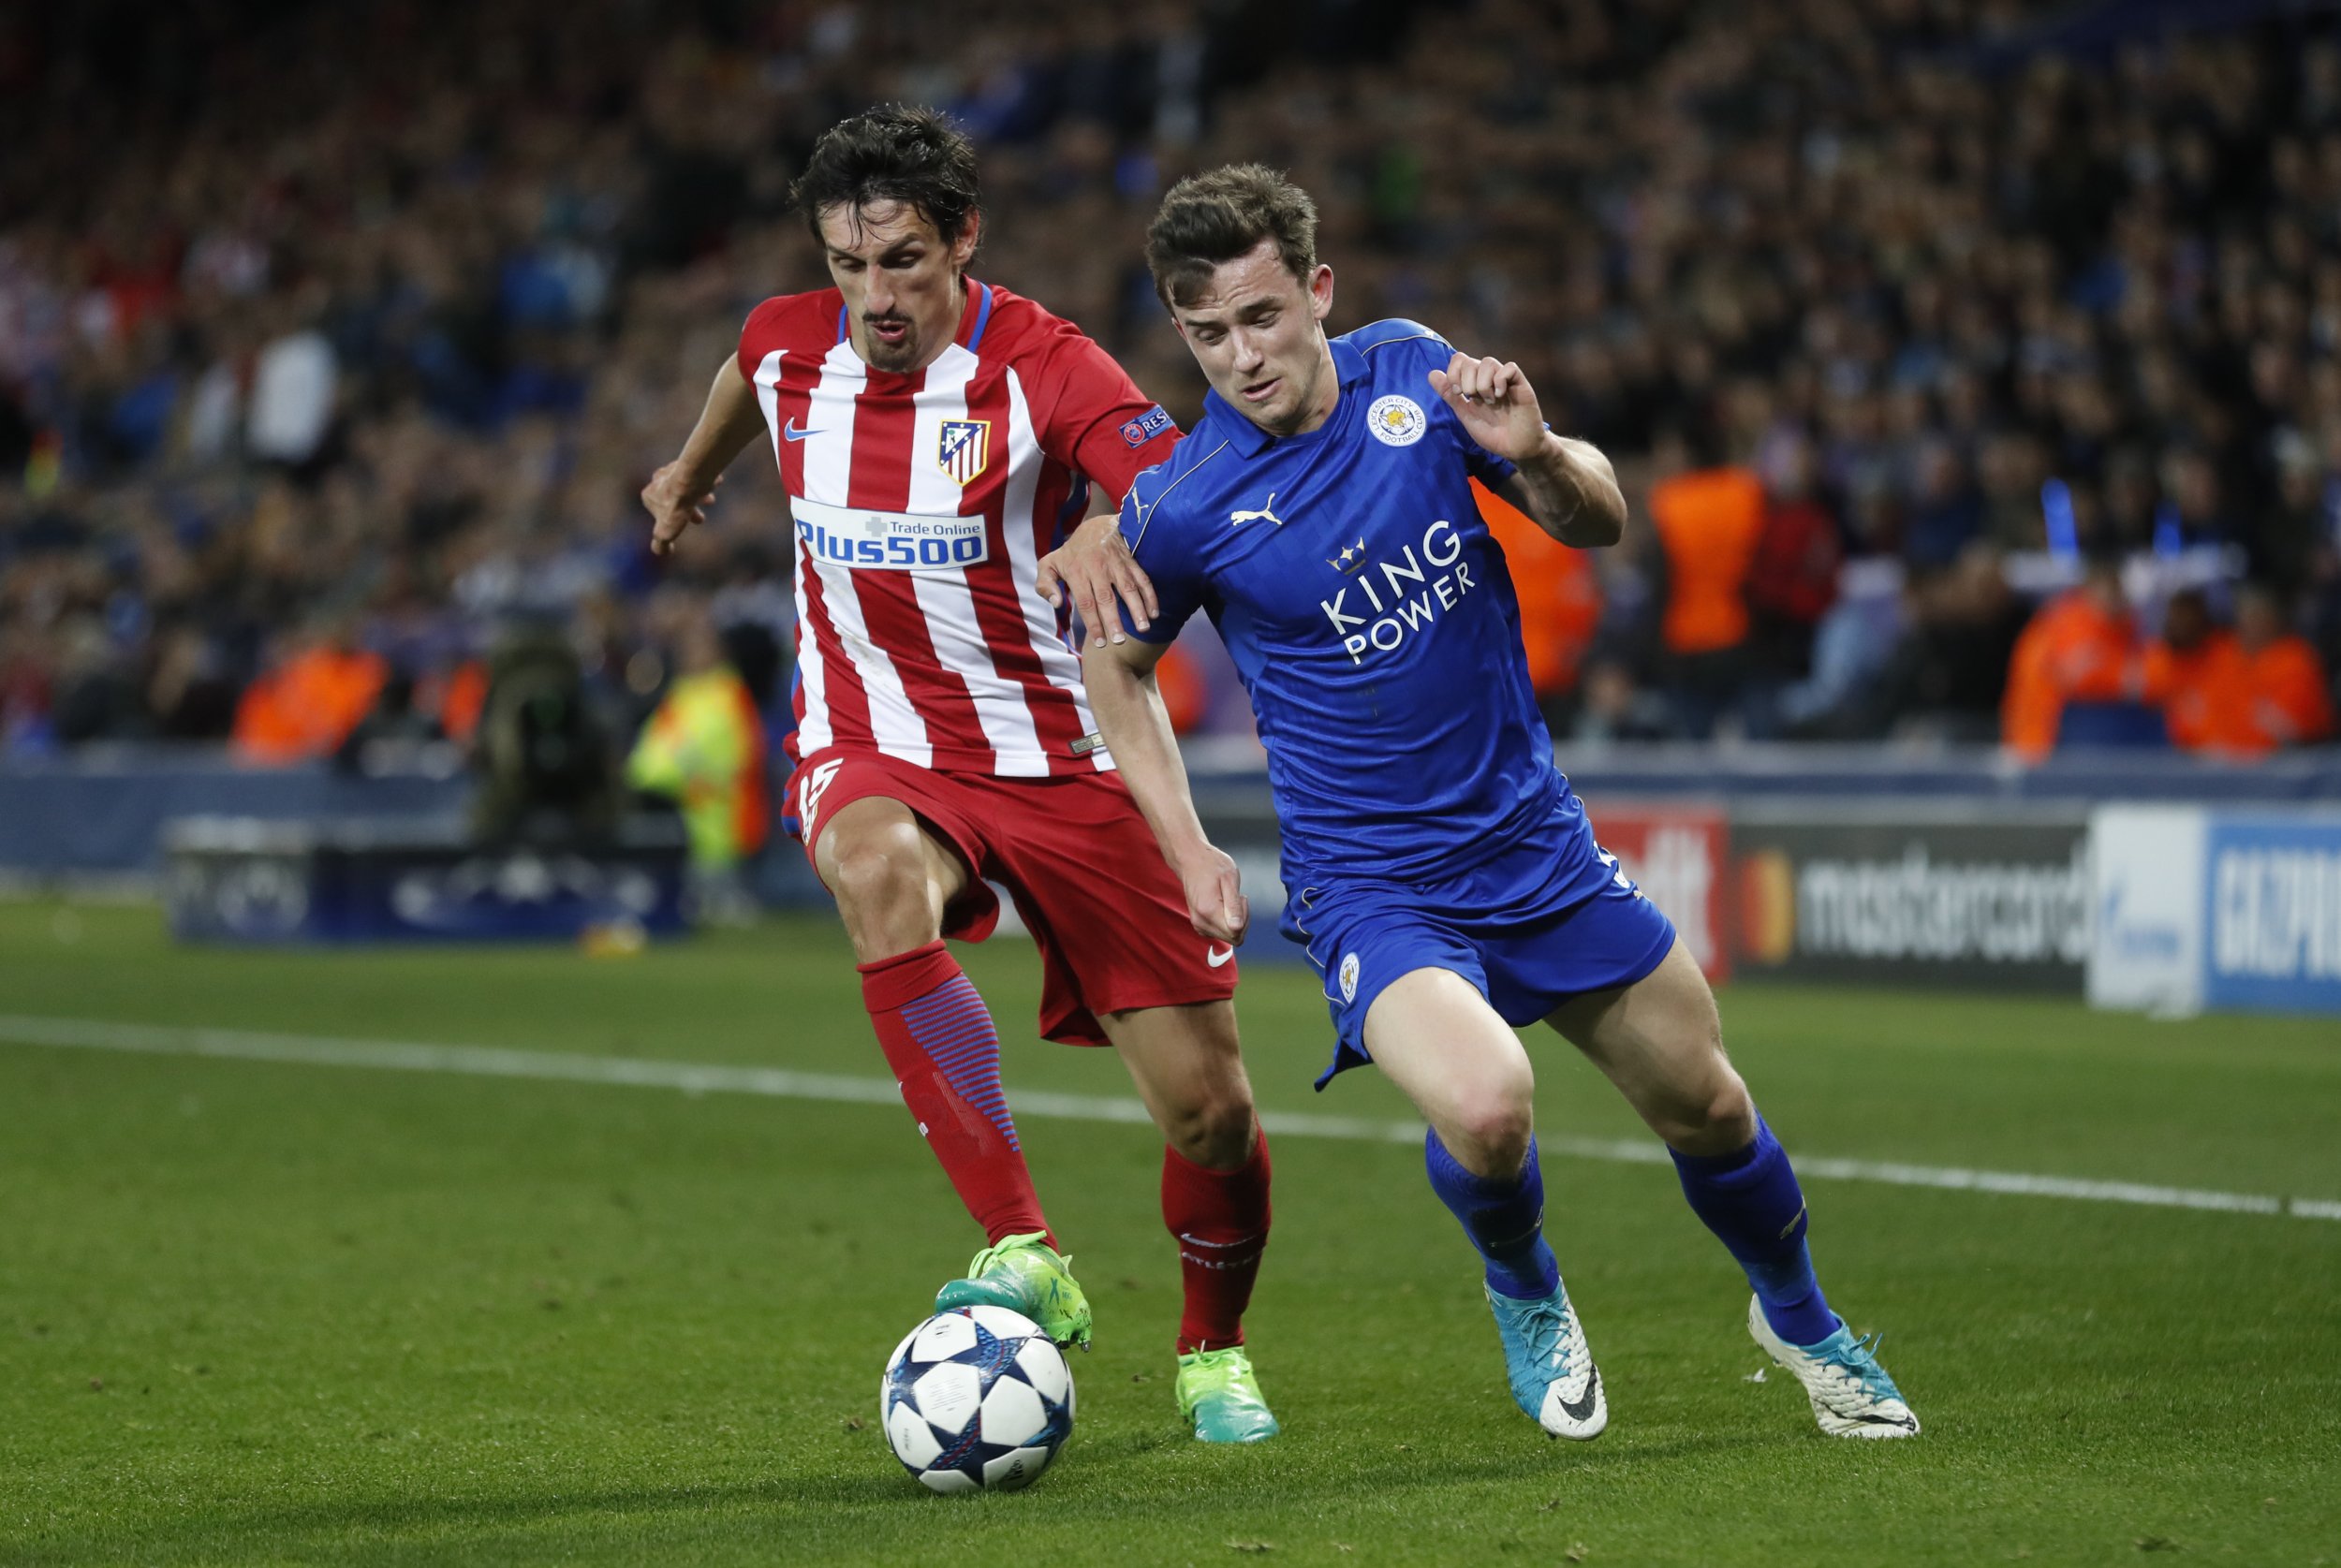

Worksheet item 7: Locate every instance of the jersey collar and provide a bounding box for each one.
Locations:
[956,275,994,351]
[1208,335,1371,457]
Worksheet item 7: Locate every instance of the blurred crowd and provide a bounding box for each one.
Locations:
[2,0,2337,771]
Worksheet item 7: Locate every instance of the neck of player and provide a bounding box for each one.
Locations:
[1280,338,1341,437]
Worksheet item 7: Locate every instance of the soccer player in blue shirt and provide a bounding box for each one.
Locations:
[1051,166,1919,1442]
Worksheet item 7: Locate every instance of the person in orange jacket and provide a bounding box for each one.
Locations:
[231,619,389,764]
[2000,555,2141,761]
[2231,583,2335,753]
[2140,588,2245,752]
[1473,477,1601,711]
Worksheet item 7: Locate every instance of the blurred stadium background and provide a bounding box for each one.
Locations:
[5,1,2340,1562]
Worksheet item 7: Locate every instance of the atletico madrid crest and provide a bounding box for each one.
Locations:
[937,419,992,486]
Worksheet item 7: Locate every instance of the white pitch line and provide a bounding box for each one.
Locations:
[5,1013,2336,1224]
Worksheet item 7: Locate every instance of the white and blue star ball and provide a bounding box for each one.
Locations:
[879,1306,1074,1493]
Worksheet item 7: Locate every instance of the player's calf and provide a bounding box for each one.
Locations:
[1671,1115,1841,1347]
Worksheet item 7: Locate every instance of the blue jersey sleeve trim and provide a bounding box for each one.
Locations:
[1349,318,1452,355]
[1360,331,1450,355]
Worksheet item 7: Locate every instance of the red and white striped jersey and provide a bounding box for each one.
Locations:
[740,277,1180,778]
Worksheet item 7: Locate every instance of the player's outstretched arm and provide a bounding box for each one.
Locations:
[1429,351,1626,549]
[643,358,768,557]
[1081,635,1247,945]
[1038,508,1159,646]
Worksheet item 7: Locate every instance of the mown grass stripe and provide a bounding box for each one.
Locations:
[5,1012,2334,1224]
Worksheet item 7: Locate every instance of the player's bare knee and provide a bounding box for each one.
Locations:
[1447,1092,1534,1178]
[1170,1096,1257,1171]
[1705,1073,1756,1146]
[1652,1067,1756,1155]
[829,845,935,959]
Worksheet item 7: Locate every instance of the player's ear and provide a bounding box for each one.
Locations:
[1309,264,1334,322]
[950,212,981,269]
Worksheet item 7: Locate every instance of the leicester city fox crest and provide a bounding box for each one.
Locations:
[938,419,991,486]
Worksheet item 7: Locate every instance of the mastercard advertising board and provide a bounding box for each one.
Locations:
[1726,808,2092,993]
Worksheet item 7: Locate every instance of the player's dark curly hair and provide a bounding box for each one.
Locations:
[790,105,982,250]
[1144,165,1319,308]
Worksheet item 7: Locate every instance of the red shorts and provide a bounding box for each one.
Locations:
[789,746,1238,1046]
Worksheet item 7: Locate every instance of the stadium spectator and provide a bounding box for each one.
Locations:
[624,611,770,879]
[2140,583,2334,756]
[2000,555,2142,760]
[1646,455,1764,737]
[1473,478,1601,726]
[3,0,2339,762]
[2141,588,2246,753]
[230,618,389,764]
[2231,582,2335,752]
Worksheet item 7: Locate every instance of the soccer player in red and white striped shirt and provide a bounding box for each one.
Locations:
[640,107,1276,1443]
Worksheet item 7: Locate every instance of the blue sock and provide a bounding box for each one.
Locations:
[1671,1115,1841,1346]
[1424,1130,1561,1300]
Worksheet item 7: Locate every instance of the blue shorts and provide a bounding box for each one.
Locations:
[1280,791,1677,1089]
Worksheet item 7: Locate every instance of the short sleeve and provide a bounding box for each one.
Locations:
[1035,323,1183,499]
[737,297,788,381]
[1116,481,1208,645]
[1464,443,1519,488]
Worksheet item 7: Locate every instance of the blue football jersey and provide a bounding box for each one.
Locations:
[1121,320,1570,885]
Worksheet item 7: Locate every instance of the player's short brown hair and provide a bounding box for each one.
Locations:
[791,105,982,250]
[1145,165,1319,308]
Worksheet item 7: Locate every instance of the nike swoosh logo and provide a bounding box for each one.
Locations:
[782,419,824,442]
[1206,945,1235,968]
[1557,1367,1600,1425]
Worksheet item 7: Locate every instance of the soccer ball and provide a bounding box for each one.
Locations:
[879,1305,1074,1494]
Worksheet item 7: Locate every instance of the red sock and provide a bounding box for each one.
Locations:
[860,941,1053,1248]
[1163,1124,1272,1354]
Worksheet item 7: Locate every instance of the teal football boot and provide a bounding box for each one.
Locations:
[934,1231,1094,1351]
[1746,1296,1920,1438]
[1487,1280,1607,1440]
[1175,1344,1280,1443]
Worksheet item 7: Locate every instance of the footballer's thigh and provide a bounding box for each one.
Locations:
[1363,967,1537,1179]
[811,794,974,962]
[1098,1001,1259,1171]
[1542,937,1755,1157]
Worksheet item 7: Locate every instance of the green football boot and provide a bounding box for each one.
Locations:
[1175,1344,1280,1443]
[934,1231,1094,1351]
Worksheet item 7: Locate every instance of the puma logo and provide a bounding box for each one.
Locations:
[1229,493,1283,527]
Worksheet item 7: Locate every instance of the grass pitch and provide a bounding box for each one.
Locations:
[2,899,2336,1566]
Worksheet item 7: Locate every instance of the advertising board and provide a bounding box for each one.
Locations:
[1730,811,2092,992]
[2085,806,2341,1019]
[2201,814,2341,1014]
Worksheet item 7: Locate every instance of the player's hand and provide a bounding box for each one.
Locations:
[1428,352,1547,464]
[1037,511,1157,645]
[642,462,718,557]
[1174,843,1249,947]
